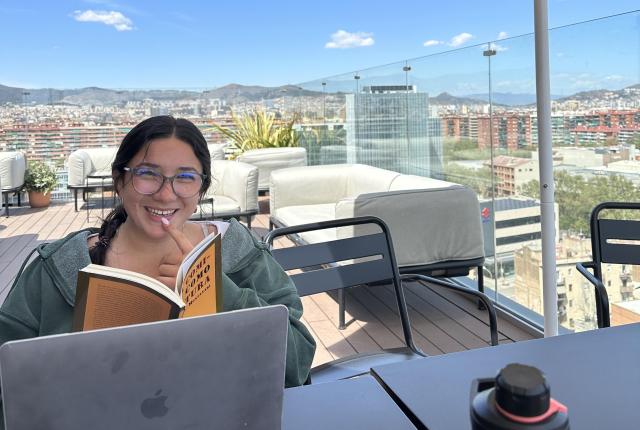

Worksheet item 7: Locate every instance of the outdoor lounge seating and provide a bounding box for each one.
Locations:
[67,147,117,211]
[192,159,259,228]
[264,216,498,384]
[269,163,485,278]
[0,151,26,217]
[208,143,227,160]
[238,147,307,192]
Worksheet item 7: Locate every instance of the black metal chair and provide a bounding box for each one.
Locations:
[576,202,640,328]
[264,216,498,384]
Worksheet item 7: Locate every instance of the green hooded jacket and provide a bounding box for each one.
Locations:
[0,219,315,414]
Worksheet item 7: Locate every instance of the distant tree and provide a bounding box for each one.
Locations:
[444,163,493,197]
[519,171,640,233]
[508,149,533,159]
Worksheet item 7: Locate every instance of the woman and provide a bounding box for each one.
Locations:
[0,116,315,388]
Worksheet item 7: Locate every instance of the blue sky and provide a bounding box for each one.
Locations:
[0,0,638,95]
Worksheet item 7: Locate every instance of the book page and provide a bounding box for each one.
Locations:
[75,273,177,331]
[179,233,223,318]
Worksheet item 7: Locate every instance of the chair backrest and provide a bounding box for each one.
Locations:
[590,202,640,279]
[67,147,117,186]
[0,151,26,190]
[239,147,307,190]
[207,143,226,160]
[264,216,417,351]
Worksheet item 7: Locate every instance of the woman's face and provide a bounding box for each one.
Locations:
[117,136,203,240]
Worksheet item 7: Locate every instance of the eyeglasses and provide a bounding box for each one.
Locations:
[123,166,206,198]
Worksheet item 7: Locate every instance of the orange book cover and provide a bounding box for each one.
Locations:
[73,233,222,331]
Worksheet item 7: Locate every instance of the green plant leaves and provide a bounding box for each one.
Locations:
[212,110,299,158]
[24,161,57,193]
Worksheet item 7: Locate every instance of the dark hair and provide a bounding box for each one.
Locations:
[89,116,212,264]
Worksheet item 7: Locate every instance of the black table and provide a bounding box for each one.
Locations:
[282,375,416,429]
[85,174,113,221]
[372,323,640,429]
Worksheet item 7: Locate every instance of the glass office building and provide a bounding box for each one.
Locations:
[345,85,443,177]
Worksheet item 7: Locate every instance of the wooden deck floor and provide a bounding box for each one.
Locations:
[0,199,536,367]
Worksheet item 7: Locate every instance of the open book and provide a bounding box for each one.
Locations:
[72,232,222,331]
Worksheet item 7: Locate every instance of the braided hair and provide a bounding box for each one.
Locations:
[89,116,212,265]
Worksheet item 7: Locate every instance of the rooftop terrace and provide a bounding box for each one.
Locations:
[0,198,536,367]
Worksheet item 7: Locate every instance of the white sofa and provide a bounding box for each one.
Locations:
[0,151,27,216]
[208,144,226,160]
[192,160,259,228]
[238,147,307,192]
[67,144,229,211]
[67,147,118,211]
[269,164,484,274]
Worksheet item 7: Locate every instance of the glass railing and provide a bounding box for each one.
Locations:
[294,10,640,332]
[1,10,639,332]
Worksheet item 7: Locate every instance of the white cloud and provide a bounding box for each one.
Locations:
[423,39,443,47]
[449,32,474,47]
[325,30,374,49]
[423,32,474,49]
[497,31,508,40]
[72,9,133,31]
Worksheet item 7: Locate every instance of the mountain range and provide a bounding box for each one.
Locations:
[0,82,637,108]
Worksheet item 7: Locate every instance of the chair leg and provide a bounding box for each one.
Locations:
[477,265,486,310]
[3,193,8,218]
[338,288,346,330]
[269,220,274,231]
[246,216,252,229]
[16,192,21,207]
[74,190,78,212]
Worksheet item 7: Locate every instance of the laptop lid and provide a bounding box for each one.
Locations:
[0,305,288,430]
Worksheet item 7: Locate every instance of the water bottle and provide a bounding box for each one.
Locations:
[470,363,570,430]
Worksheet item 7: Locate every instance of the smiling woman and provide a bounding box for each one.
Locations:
[0,116,316,400]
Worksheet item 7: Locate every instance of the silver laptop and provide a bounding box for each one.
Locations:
[0,305,288,430]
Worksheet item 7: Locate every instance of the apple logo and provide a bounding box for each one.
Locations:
[140,389,169,419]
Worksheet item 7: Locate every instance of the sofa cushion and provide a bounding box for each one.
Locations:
[273,203,337,244]
[346,164,399,195]
[0,151,26,190]
[342,187,484,267]
[389,174,454,191]
[68,148,117,186]
[208,144,226,160]
[239,147,307,191]
[192,195,241,219]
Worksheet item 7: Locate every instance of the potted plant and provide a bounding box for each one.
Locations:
[24,160,58,208]
[213,110,300,159]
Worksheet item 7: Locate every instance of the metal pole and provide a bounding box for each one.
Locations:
[321,82,326,121]
[483,46,497,300]
[534,0,558,337]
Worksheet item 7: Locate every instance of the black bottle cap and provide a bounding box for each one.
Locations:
[495,363,550,417]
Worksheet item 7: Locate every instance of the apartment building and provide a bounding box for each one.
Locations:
[514,235,638,331]
[484,155,539,196]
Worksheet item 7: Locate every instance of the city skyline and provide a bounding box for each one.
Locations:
[0,1,638,93]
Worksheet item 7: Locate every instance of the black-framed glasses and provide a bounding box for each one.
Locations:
[123,166,206,198]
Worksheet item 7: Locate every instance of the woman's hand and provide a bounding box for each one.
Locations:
[156,217,195,290]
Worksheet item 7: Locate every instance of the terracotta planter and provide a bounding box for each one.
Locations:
[28,191,51,208]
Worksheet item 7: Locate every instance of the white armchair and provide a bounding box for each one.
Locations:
[237,147,307,192]
[0,151,27,216]
[208,144,227,160]
[192,160,259,228]
[67,147,118,211]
